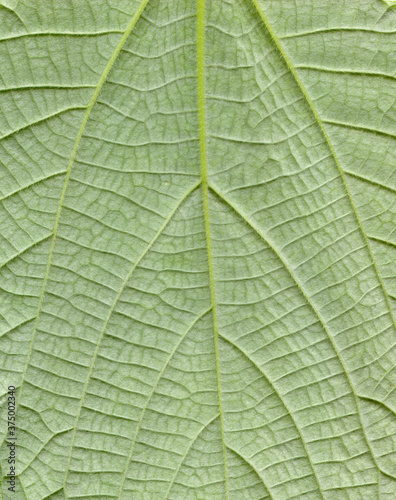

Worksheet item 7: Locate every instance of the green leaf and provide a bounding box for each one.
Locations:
[1,0,396,498]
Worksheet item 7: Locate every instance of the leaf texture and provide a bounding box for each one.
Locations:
[0,0,396,498]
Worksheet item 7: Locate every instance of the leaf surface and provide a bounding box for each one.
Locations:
[1,0,396,498]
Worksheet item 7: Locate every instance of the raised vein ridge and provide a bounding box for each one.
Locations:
[14,0,151,410]
[197,0,229,497]
[248,0,396,344]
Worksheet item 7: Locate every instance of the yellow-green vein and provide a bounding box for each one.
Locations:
[249,0,396,346]
[13,0,150,413]
[210,182,389,489]
[249,5,396,482]
[62,180,201,491]
[164,414,221,499]
[197,0,229,497]
[117,306,212,499]
[225,444,275,500]
[220,334,324,498]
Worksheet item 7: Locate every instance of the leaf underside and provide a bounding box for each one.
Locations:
[0,0,396,498]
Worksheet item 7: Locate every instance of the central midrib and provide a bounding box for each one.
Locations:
[196,0,230,498]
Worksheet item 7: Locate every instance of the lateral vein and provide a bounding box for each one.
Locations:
[249,0,396,349]
[210,182,389,491]
[63,180,201,492]
[10,0,151,469]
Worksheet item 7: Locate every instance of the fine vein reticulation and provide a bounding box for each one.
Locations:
[0,0,396,499]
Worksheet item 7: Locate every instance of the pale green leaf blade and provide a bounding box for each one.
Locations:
[0,0,396,499]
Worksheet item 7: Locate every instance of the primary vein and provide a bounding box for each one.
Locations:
[197,0,229,498]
